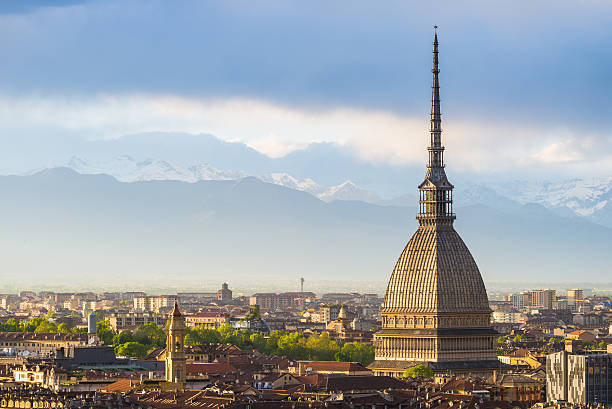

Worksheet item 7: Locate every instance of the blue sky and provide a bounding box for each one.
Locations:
[0,0,611,177]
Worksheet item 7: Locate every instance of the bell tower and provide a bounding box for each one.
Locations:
[165,300,187,384]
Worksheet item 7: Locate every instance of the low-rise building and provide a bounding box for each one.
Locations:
[184,312,229,329]
[488,373,544,403]
[566,330,596,343]
[290,361,372,376]
[249,292,315,310]
[492,311,526,324]
[12,364,67,389]
[0,332,88,357]
[108,312,167,331]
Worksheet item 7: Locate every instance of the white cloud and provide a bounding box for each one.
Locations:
[0,93,610,177]
[530,135,606,164]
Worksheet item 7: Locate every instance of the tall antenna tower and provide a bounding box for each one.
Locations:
[300,277,304,293]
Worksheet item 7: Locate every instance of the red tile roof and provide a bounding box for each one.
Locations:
[99,379,141,393]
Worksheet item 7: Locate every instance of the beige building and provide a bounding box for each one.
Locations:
[184,312,229,329]
[320,306,341,323]
[0,332,88,357]
[217,283,232,302]
[291,361,371,376]
[369,32,498,378]
[134,295,171,312]
[249,293,294,310]
[12,364,66,389]
[510,292,531,311]
[492,311,526,324]
[108,312,167,331]
[567,289,583,300]
[530,289,556,310]
[0,295,19,310]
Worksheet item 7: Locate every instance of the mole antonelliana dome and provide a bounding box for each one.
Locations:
[370,30,499,377]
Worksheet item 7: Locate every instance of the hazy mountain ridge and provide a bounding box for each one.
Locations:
[9,130,612,222]
[483,178,612,227]
[0,168,610,287]
[65,156,383,204]
[62,151,612,227]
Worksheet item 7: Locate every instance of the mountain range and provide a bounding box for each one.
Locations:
[62,150,612,228]
[1,167,610,291]
[66,156,385,205]
[1,130,610,290]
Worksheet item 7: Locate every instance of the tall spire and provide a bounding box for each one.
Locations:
[417,27,455,228]
[429,26,443,167]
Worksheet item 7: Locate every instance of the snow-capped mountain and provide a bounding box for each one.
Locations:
[318,181,381,204]
[488,178,612,217]
[68,156,247,183]
[64,156,377,204]
[449,178,612,227]
[259,173,325,196]
[62,156,612,227]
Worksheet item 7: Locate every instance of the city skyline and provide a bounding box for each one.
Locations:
[0,3,611,407]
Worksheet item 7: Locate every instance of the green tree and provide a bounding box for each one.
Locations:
[72,327,88,334]
[244,306,261,321]
[57,323,70,333]
[249,333,266,352]
[22,316,46,332]
[277,332,308,360]
[194,327,222,344]
[497,336,508,343]
[134,323,165,348]
[184,328,203,346]
[114,342,149,359]
[96,320,115,345]
[306,332,339,361]
[218,324,235,342]
[34,320,58,333]
[582,341,595,350]
[0,318,20,332]
[404,364,434,378]
[334,342,375,366]
[113,330,135,346]
[512,334,524,343]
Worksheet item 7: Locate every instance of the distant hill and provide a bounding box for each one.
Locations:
[0,168,609,290]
